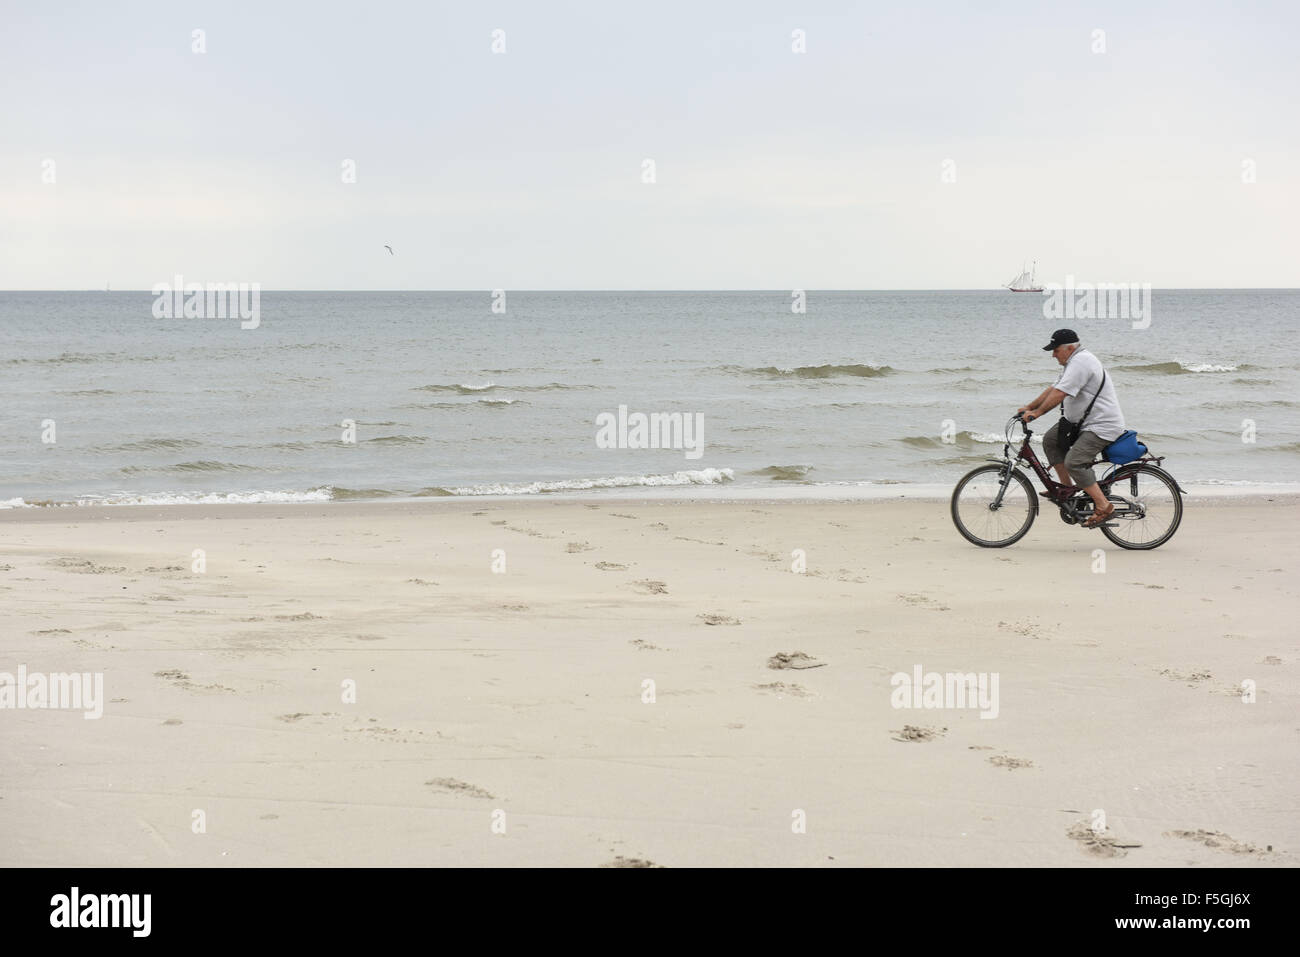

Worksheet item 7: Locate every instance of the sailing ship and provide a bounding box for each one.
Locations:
[1004,260,1043,292]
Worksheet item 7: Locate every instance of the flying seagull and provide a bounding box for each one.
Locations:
[384,245,393,255]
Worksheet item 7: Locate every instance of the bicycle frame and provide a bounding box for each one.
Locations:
[986,418,1181,513]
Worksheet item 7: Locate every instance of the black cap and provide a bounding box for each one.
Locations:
[1043,328,1079,351]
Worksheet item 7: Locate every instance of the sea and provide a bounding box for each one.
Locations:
[2,290,1297,507]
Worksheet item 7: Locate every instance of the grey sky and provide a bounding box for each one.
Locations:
[2,0,1296,289]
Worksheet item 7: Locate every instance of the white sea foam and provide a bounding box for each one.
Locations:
[1180,361,1238,373]
[71,488,335,506]
[0,498,36,509]
[438,468,735,496]
[967,431,1043,445]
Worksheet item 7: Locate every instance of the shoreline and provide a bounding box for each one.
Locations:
[4,480,1300,517]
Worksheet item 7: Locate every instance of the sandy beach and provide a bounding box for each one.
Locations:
[1,495,1296,867]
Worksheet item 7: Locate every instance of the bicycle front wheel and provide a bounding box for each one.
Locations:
[1099,464,1183,550]
[951,465,1037,548]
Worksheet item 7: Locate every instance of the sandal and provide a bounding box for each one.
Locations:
[1083,502,1115,528]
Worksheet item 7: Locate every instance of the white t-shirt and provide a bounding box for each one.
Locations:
[1053,348,1125,442]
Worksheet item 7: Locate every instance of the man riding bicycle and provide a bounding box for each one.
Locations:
[1017,329,1127,528]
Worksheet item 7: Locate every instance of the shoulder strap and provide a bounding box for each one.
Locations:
[1079,370,1106,425]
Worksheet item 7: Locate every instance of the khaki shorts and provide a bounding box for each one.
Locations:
[1043,420,1110,487]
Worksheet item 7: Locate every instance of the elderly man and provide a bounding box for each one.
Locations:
[1017,329,1126,527]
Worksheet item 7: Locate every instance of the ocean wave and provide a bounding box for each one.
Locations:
[4,352,121,366]
[329,487,401,500]
[364,435,427,445]
[70,488,334,506]
[423,468,735,496]
[901,431,1041,449]
[510,382,596,392]
[724,363,894,379]
[0,497,37,509]
[414,382,497,394]
[751,465,815,481]
[101,438,203,452]
[1116,360,1248,375]
[413,381,587,395]
[121,460,271,474]
[477,398,518,405]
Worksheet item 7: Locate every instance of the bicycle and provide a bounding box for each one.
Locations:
[950,414,1185,549]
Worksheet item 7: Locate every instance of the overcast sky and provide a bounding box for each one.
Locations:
[2,0,1295,290]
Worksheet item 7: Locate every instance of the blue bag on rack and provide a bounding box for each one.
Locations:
[1104,430,1147,465]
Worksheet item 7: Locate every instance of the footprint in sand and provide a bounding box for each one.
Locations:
[566,542,594,553]
[698,613,740,626]
[501,603,529,612]
[753,681,811,698]
[600,856,661,868]
[632,580,668,595]
[629,639,663,651]
[425,778,494,799]
[988,754,1034,770]
[610,513,638,520]
[1158,668,1212,685]
[406,578,439,585]
[1164,829,1271,855]
[32,628,71,636]
[504,524,548,539]
[277,713,312,722]
[155,669,235,694]
[1067,819,1142,858]
[767,651,826,670]
[898,592,952,611]
[274,612,325,621]
[892,725,946,743]
[594,561,627,571]
[48,558,126,575]
[999,618,1049,640]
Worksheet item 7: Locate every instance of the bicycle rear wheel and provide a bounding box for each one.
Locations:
[1099,464,1182,550]
[951,465,1037,547]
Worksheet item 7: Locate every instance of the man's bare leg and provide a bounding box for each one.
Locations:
[1082,482,1108,510]
[1053,464,1072,486]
